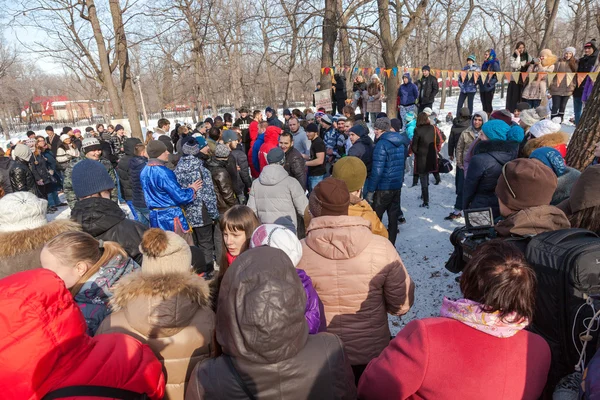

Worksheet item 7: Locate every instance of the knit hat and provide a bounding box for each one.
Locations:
[283,109,291,116]
[530,147,567,177]
[584,39,597,51]
[482,120,510,141]
[139,228,192,274]
[11,144,32,161]
[370,74,379,81]
[490,109,513,125]
[564,47,576,56]
[305,113,315,121]
[114,124,124,132]
[390,118,402,132]
[557,165,600,215]
[265,106,274,114]
[376,112,387,119]
[222,130,238,143]
[182,137,201,156]
[267,147,285,165]
[348,125,367,137]
[467,54,476,62]
[72,159,115,199]
[60,134,70,141]
[422,65,431,72]
[214,143,231,158]
[321,114,333,126]
[423,107,433,115]
[332,156,367,192]
[405,112,416,122]
[373,117,391,131]
[516,102,531,112]
[529,119,562,138]
[81,137,102,153]
[315,111,325,118]
[249,224,302,267]
[536,105,550,119]
[306,123,319,133]
[0,192,47,232]
[495,158,557,213]
[308,178,350,217]
[519,109,541,127]
[85,127,94,133]
[507,125,525,142]
[146,140,168,158]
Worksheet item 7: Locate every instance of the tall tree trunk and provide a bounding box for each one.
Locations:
[320,0,337,90]
[565,78,600,170]
[540,0,560,49]
[455,0,475,65]
[109,0,143,139]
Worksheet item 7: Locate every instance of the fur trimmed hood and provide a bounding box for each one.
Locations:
[523,132,569,157]
[109,271,211,336]
[0,219,81,259]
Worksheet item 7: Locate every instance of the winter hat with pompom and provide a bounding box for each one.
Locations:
[0,192,47,232]
[482,120,510,141]
[139,228,192,274]
[507,125,525,142]
[249,224,303,267]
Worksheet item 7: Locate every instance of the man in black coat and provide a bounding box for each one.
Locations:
[265,106,284,129]
[347,125,374,174]
[417,65,439,113]
[9,144,37,195]
[234,107,253,156]
[222,129,251,203]
[116,137,142,205]
[279,131,306,191]
[45,126,62,158]
[448,107,471,161]
[573,39,598,125]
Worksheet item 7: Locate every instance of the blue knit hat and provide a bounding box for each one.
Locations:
[72,159,115,199]
[530,147,567,177]
[481,120,510,141]
[507,125,525,142]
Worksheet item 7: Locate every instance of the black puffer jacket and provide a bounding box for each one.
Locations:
[31,153,53,185]
[0,156,13,195]
[205,157,237,214]
[448,109,471,158]
[129,155,148,209]
[348,135,375,174]
[116,138,142,201]
[9,159,36,194]
[231,145,252,195]
[418,75,439,104]
[71,197,147,264]
[283,147,307,191]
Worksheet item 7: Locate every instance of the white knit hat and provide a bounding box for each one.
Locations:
[250,224,303,267]
[564,47,576,56]
[529,119,562,138]
[11,144,32,161]
[0,192,48,232]
[60,134,70,141]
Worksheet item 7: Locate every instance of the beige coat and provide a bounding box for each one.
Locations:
[97,271,215,400]
[522,59,557,101]
[298,215,415,365]
[456,127,478,169]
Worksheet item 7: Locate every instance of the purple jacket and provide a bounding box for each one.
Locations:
[582,65,597,102]
[297,268,326,334]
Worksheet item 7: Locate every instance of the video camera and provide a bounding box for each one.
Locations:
[446,208,496,273]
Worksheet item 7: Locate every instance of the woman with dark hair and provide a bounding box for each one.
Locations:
[411,112,442,208]
[358,240,551,400]
[506,41,533,112]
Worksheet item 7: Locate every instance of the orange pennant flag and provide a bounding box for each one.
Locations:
[520,72,528,82]
[577,72,588,85]
[460,71,467,81]
[504,72,512,82]
[566,73,575,87]
[556,73,565,86]
[435,70,441,78]
[474,71,480,82]
[589,72,599,83]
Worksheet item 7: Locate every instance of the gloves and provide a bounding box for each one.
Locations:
[365,192,375,205]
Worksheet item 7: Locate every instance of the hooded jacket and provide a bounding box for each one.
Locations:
[186,246,357,400]
[283,147,307,191]
[574,48,599,98]
[205,157,237,214]
[258,126,282,172]
[267,114,284,129]
[495,205,571,237]
[0,219,81,279]
[247,164,308,233]
[463,140,519,218]
[116,138,141,201]
[0,156,12,195]
[175,155,220,228]
[298,216,414,365]
[480,50,501,92]
[459,111,489,171]
[130,155,148,209]
[0,269,165,399]
[348,133,375,174]
[230,143,252,195]
[398,74,419,106]
[522,131,569,158]
[9,157,36,194]
[71,197,148,264]
[448,108,472,158]
[368,131,408,192]
[97,271,215,400]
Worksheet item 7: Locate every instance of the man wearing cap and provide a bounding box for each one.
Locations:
[305,122,327,192]
[265,106,283,129]
[279,131,307,191]
[417,65,439,113]
[234,107,252,154]
[248,147,308,234]
[45,126,61,157]
[574,39,598,125]
[110,124,127,159]
[223,129,251,203]
[289,117,311,158]
[348,125,374,175]
[63,137,118,209]
[140,140,201,240]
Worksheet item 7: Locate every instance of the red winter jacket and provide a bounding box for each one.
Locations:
[258,125,282,172]
[0,269,165,400]
[358,318,550,400]
[248,120,260,178]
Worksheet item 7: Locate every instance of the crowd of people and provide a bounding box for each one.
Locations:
[0,36,599,400]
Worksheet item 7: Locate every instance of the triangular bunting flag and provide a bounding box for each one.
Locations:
[577,72,587,85]
[323,67,330,75]
[404,67,408,73]
[392,67,398,77]
[331,67,335,75]
[435,70,441,78]
[529,73,537,82]
[547,72,556,84]
[556,73,565,86]
[467,71,473,80]
[512,72,521,83]
[385,69,391,78]
[474,71,480,82]
[460,71,467,81]
[520,72,528,82]
[375,67,381,75]
[589,72,599,83]
[480,71,488,82]
[441,70,447,79]
[353,67,359,74]
[452,70,459,80]
[566,73,575,87]
[321,68,326,75]
[504,72,512,82]
[537,72,546,81]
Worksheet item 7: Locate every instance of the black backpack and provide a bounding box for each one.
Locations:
[525,229,600,394]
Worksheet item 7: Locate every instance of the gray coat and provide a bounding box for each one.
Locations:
[247,165,308,233]
[292,126,311,157]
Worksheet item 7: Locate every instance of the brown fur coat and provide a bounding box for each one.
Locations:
[0,219,81,279]
[522,132,569,158]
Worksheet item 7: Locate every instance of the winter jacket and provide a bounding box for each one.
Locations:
[510,51,533,72]
[74,253,139,336]
[267,114,284,129]
[247,164,308,233]
[583,65,598,102]
[458,111,489,171]
[292,126,311,157]
[31,152,53,185]
[56,144,79,170]
[448,109,472,158]
[248,121,260,177]
[283,147,307,191]
[550,167,580,206]
[334,76,347,100]
[130,155,148,209]
[398,75,419,106]
[522,131,569,158]
[141,159,195,232]
[186,246,357,400]
[411,125,443,174]
[71,197,148,265]
[574,49,599,98]
[234,115,252,152]
[365,81,384,113]
[110,134,126,158]
[458,63,481,93]
[97,271,215,400]
[480,51,501,92]
[405,119,417,140]
[367,131,408,193]
[349,194,388,238]
[549,57,578,96]
[358,317,550,400]
[0,268,165,399]
[231,144,252,195]
[418,74,439,104]
[205,157,237,214]
[495,205,571,237]
[293,267,326,334]
[522,59,557,101]
[46,133,62,157]
[116,138,141,201]
[175,155,219,227]
[298,216,414,366]
[0,156,12,195]
[0,219,81,279]
[463,140,518,218]
[348,134,375,174]
[64,156,118,209]
[9,158,36,194]
[324,127,346,161]
[258,126,281,172]
[100,137,118,166]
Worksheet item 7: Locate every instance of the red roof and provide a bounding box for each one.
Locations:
[23,95,69,116]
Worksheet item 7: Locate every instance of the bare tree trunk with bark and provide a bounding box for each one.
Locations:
[320,0,338,90]
[565,79,600,170]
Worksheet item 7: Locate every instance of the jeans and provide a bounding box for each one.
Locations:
[573,96,583,125]
[115,174,124,203]
[308,175,325,193]
[419,173,430,204]
[453,167,464,211]
[47,190,60,208]
[369,112,379,125]
[526,99,541,108]
[480,90,495,114]
[192,224,215,274]
[133,206,150,227]
[457,92,475,115]
[551,95,570,121]
[373,189,401,245]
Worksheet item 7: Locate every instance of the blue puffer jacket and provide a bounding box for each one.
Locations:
[367,131,408,192]
[129,155,148,209]
[140,159,195,232]
[252,133,265,173]
[458,64,480,93]
[480,49,501,92]
[398,74,419,106]
[174,155,219,228]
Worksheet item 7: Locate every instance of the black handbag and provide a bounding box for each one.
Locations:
[438,154,453,174]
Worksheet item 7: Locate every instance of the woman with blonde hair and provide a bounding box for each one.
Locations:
[40,230,139,335]
[522,49,558,108]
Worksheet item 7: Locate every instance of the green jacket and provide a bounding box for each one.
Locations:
[64,156,118,209]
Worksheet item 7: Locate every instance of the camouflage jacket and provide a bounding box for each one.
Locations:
[64,156,118,209]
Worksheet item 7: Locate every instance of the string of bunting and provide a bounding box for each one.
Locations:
[320,66,599,85]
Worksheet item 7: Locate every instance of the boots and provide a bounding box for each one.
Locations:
[411,175,419,187]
